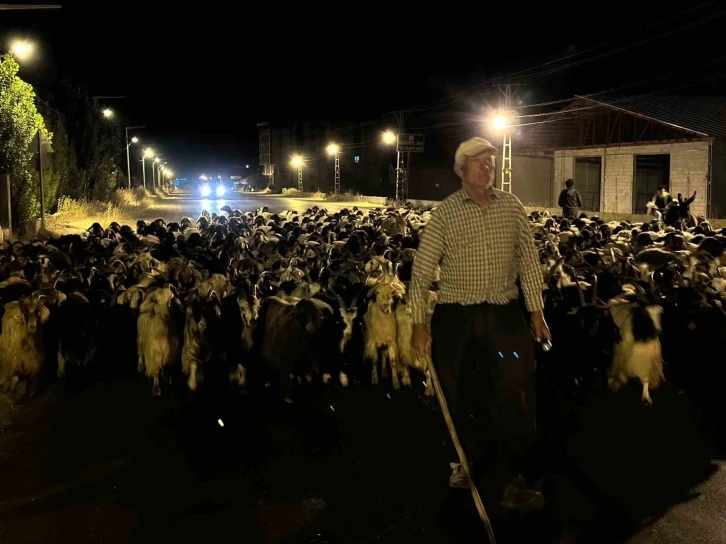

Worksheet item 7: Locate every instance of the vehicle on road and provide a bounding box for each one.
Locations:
[200,180,229,198]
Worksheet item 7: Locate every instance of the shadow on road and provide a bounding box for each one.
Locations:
[0,362,720,543]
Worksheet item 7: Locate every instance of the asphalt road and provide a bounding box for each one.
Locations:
[137,189,382,223]
[0,353,722,543]
[2,191,724,542]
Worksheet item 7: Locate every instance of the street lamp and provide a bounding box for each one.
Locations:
[381,130,396,145]
[489,111,515,192]
[125,127,144,188]
[382,130,406,202]
[102,108,114,119]
[142,148,154,191]
[326,143,341,195]
[290,154,304,192]
[8,40,35,62]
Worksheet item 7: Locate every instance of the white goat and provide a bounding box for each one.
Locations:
[137,285,181,396]
[0,296,51,402]
[606,289,664,405]
[364,282,400,388]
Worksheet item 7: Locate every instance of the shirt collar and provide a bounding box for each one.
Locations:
[460,185,499,203]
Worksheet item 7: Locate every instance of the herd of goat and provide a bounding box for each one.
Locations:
[0,203,725,413]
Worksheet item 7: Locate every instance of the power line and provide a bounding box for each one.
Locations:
[398,1,723,114]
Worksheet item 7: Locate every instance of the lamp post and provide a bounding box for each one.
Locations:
[382,130,404,201]
[290,154,304,191]
[153,157,161,190]
[490,113,513,193]
[125,126,144,188]
[326,143,340,195]
[142,148,154,190]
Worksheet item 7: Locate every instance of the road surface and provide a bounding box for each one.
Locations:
[137,190,383,223]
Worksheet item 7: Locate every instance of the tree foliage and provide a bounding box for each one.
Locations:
[0,56,51,231]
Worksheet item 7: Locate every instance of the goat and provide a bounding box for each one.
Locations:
[363,282,400,388]
[606,286,664,405]
[256,295,334,402]
[394,294,434,395]
[0,296,51,402]
[137,285,182,396]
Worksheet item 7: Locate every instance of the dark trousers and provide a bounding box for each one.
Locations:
[431,300,537,503]
[562,207,579,219]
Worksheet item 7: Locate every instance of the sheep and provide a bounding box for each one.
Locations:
[363,282,400,388]
[0,296,51,402]
[606,288,664,406]
[137,285,182,396]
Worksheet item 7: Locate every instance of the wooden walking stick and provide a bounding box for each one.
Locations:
[426,357,497,544]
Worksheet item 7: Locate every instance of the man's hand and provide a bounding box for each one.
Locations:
[530,310,552,344]
[412,323,432,363]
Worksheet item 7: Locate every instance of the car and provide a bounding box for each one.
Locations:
[200,182,227,198]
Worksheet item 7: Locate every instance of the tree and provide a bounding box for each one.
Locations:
[0,56,51,231]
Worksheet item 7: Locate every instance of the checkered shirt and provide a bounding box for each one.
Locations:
[410,187,544,326]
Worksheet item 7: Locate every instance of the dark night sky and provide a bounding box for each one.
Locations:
[2,2,725,178]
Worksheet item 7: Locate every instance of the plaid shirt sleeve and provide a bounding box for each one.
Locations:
[410,208,445,326]
[514,202,544,312]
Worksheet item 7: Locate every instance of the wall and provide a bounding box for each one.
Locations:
[496,155,553,207]
[710,139,726,218]
[553,141,709,217]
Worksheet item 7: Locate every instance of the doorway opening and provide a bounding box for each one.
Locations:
[574,157,602,211]
[634,154,670,214]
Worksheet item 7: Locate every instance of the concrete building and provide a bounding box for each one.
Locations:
[521,95,726,218]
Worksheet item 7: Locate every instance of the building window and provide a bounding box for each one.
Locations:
[354,155,360,163]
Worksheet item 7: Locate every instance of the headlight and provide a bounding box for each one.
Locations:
[216,184,226,197]
[200,184,211,197]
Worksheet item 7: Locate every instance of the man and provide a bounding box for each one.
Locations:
[410,137,551,513]
[648,185,672,220]
[557,178,583,219]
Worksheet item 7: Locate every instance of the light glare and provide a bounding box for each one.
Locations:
[326,143,340,156]
[491,116,507,130]
[131,136,139,143]
[290,154,304,168]
[102,108,114,119]
[10,40,35,62]
[381,131,396,145]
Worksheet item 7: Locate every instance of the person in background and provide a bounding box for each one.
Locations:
[410,136,551,517]
[557,178,583,219]
[649,185,672,219]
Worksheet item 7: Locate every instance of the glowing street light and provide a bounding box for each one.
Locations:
[290,154,304,191]
[326,143,341,195]
[9,40,35,62]
[141,148,155,190]
[491,115,507,130]
[124,126,144,189]
[381,130,396,145]
[102,108,114,119]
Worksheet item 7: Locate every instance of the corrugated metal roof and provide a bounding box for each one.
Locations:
[576,94,726,137]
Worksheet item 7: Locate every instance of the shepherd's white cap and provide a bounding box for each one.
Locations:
[454,137,498,177]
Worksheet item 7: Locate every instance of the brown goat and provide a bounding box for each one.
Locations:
[137,285,181,396]
[0,296,51,402]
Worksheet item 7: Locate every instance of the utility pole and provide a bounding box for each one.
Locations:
[493,83,524,194]
[125,125,144,188]
[394,111,405,203]
[334,153,340,195]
